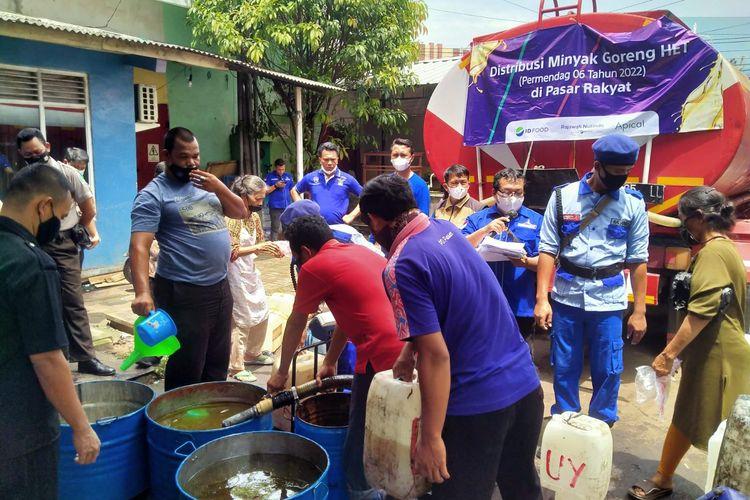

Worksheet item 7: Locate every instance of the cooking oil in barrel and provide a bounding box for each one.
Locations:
[156,402,252,430]
[184,453,322,499]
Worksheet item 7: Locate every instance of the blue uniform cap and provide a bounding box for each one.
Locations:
[280,199,321,227]
[592,133,640,166]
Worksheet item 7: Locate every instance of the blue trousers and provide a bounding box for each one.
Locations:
[550,301,624,424]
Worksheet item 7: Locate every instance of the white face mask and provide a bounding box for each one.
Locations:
[391,157,411,172]
[448,185,468,201]
[495,194,524,214]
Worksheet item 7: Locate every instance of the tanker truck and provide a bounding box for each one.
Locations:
[423,1,750,336]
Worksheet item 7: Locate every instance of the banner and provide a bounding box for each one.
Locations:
[463,17,723,146]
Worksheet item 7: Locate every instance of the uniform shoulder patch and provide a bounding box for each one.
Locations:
[625,187,643,200]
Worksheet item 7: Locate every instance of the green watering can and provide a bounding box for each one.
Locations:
[119,310,180,371]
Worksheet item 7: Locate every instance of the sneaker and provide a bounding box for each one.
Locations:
[246,351,274,366]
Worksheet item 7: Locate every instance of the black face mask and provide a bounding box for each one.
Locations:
[24,152,50,166]
[598,166,628,192]
[36,203,61,245]
[169,164,196,183]
[249,204,263,213]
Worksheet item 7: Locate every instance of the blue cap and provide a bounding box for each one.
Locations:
[280,199,321,227]
[592,133,640,166]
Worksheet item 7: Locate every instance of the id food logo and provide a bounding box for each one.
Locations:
[516,125,549,137]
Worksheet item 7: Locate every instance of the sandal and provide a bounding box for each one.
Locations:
[628,479,673,500]
[233,370,258,383]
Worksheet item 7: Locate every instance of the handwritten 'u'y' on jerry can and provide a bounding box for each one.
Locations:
[540,412,613,500]
[364,369,429,499]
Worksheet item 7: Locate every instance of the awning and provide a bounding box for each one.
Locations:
[0,11,343,92]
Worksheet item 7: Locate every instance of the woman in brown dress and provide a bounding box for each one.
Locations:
[630,187,750,500]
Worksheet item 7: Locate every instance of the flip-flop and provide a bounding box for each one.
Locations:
[233,370,257,383]
[628,479,673,500]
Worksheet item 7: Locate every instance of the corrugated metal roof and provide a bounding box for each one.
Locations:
[411,56,463,85]
[0,11,342,92]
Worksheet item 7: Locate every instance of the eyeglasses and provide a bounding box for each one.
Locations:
[496,190,523,198]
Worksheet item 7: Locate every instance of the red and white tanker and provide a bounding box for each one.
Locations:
[424,2,750,333]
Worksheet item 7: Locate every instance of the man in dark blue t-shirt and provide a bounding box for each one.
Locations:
[264,158,295,240]
[360,174,543,500]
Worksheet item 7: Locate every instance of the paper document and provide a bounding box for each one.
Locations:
[477,238,526,262]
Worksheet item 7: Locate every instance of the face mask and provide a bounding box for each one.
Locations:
[36,202,61,245]
[448,185,468,200]
[169,164,196,183]
[495,194,524,214]
[249,204,263,213]
[322,165,337,176]
[391,157,411,172]
[598,166,628,191]
[24,152,50,166]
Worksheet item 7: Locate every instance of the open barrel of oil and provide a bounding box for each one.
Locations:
[295,392,351,500]
[176,431,330,499]
[146,381,273,499]
[58,380,155,500]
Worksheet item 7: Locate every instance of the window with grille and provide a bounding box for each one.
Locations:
[0,64,92,195]
[136,84,158,123]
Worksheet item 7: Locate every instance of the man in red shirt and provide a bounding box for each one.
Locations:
[268,215,407,498]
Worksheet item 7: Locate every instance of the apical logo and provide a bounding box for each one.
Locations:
[515,126,525,137]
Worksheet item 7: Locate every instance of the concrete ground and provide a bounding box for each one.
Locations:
[81,254,708,499]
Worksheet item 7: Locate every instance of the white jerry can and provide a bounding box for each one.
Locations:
[540,412,613,500]
[364,370,429,499]
[705,420,727,492]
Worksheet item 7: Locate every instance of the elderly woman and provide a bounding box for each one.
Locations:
[629,187,750,500]
[226,175,284,382]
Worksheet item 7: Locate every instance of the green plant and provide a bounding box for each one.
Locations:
[189,0,427,168]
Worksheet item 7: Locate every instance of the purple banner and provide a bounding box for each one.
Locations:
[463,17,722,146]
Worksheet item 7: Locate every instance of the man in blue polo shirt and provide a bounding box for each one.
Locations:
[291,142,362,225]
[265,158,295,240]
[463,169,542,343]
[390,138,430,214]
[360,174,543,500]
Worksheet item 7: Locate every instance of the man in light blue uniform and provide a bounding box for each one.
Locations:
[291,142,362,225]
[464,169,543,340]
[535,133,649,425]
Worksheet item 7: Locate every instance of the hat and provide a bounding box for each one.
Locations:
[592,133,640,166]
[280,199,321,227]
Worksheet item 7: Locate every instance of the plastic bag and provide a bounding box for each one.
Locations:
[635,365,657,404]
[635,363,680,417]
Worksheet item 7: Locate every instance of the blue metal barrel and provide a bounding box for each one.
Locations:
[58,380,155,500]
[296,392,351,500]
[146,381,273,500]
[176,431,329,499]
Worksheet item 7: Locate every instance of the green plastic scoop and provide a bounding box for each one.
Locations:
[119,315,181,371]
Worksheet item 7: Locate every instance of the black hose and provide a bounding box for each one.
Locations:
[221,375,353,427]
